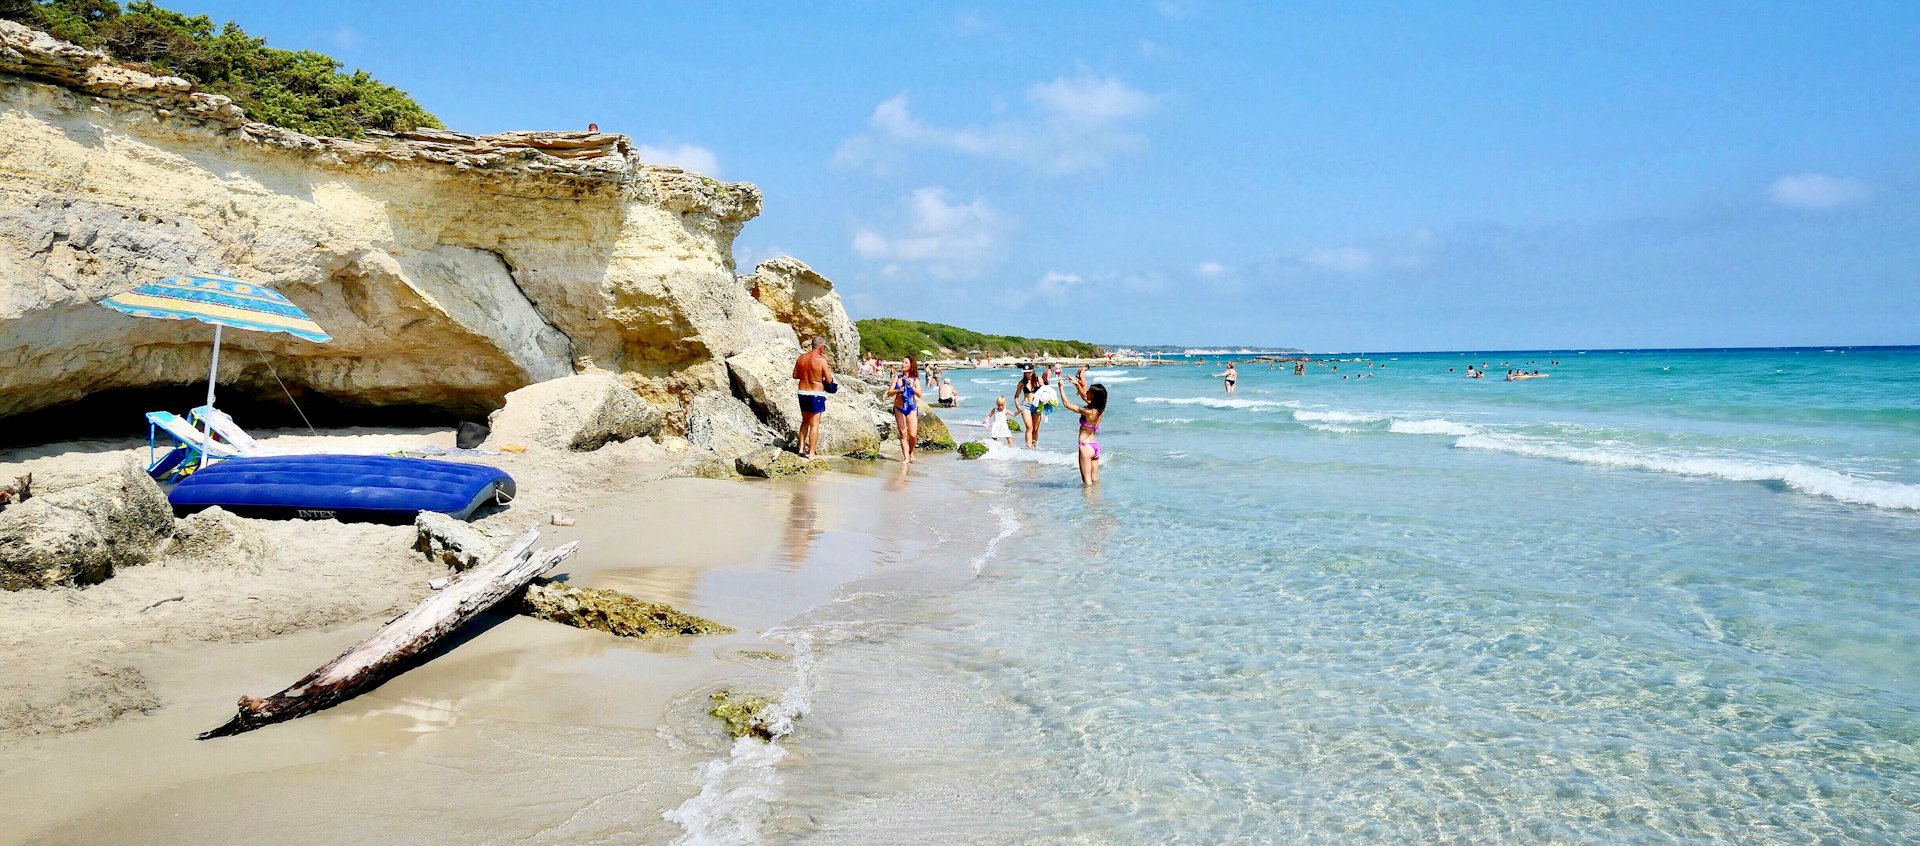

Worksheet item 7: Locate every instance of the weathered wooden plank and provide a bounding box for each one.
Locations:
[198,527,575,739]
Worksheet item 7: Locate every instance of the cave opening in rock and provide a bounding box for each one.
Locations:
[0,383,494,449]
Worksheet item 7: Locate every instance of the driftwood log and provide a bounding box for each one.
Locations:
[199,527,576,739]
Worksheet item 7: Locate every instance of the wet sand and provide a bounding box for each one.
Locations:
[0,443,945,845]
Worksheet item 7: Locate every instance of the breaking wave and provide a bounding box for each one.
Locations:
[1389,418,1479,436]
[1135,396,1298,411]
[1453,434,1920,511]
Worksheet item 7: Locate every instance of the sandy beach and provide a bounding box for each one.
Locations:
[0,427,961,845]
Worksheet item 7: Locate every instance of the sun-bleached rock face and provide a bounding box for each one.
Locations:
[483,373,663,452]
[0,20,830,428]
[745,257,861,372]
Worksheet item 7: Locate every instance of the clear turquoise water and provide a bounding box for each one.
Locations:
[749,349,1920,844]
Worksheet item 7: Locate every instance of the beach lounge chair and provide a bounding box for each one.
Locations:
[146,410,242,481]
[189,405,263,454]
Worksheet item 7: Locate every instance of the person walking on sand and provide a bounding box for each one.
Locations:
[985,396,1014,447]
[1215,362,1238,393]
[889,356,922,465]
[1013,368,1044,448]
[792,336,834,459]
[1058,369,1107,487]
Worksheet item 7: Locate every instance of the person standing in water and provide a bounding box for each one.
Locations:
[888,356,922,465]
[791,336,833,459]
[1013,368,1043,448]
[984,396,1014,447]
[1058,370,1107,487]
[1215,362,1238,393]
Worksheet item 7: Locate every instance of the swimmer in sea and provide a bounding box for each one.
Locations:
[1215,362,1238,393]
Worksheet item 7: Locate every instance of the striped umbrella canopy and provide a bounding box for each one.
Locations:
[100,273,331,343]
[100,273,330,426]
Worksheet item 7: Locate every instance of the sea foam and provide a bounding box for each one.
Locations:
[1389,418,1479,436]
[1293,410,1384,424]
[1135,396,1297,411]
[663,629,817,845]
[1454,434,1920,511]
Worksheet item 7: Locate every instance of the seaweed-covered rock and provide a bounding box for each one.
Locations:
[708,690,781,741]
[735,447,825,479]
[957,441,988,459]
[669,453,741,480]
[0,461,173,590]
[486,373,663,452]
[916,410,957,451]
[521,579,733,638]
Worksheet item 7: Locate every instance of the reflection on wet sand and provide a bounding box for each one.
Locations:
[781,479,821,568]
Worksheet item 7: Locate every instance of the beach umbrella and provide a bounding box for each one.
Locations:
[99,273,330,427]
[919,349,935,358]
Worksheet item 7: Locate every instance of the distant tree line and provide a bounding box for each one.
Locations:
[2,0,441,137]
[856,318,1103,360]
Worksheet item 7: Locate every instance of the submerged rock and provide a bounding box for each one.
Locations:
[734,447,825,479]
[0,461,173,590]
[957,441,988,459]
[708,690,781,741]
[916,410,957,451]
[485,374,662,452]
[521,579,732,639]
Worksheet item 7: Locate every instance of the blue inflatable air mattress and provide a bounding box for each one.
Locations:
[168,455,514,523]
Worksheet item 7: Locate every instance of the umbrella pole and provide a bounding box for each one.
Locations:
[204,323,222,435]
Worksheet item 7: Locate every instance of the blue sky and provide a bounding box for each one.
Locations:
[170,2,1917,350]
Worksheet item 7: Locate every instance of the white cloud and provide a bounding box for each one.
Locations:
[1003,271,1087,308]
[1196,261,1228,277]
[835,73,1159,175]
[1302,247,1374,274]
[329,26,362,50]
[1768,174,1872,211]
[635,142,721,176]
[1153,0,1196,19]
[956,9,990,36]
[851,188,1002,279]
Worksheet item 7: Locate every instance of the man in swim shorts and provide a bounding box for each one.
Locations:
[792,336,833,459]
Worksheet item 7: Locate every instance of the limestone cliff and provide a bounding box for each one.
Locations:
[0,21,855,437]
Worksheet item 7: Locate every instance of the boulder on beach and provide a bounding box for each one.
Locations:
[958,441,988,459]
[725,342,886,457]
[485,373,663,452]
[684,391,779,459]
[0,461,174,590]
[916,410,957,451]
[734,447,825,479]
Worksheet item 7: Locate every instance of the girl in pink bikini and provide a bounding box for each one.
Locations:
[1057,369,1107,487]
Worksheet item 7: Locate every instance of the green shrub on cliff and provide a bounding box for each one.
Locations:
[856,318,1102,361]
[3,0,442,137]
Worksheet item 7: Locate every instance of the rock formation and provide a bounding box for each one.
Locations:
[0,20,877,453]
[743,257,860,371]
[0,459,173,589]
[483,373,661,452]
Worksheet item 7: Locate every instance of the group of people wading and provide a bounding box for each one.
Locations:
[792,339,1108,485]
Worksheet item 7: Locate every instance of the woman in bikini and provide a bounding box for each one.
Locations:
[1012,368,1043,448]
[889,357,922,465]
[1215,362,1238,393]
[1057,369,1107,487]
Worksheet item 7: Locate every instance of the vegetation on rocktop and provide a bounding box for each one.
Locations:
[856,318,1102,360]
[2,0,442,136]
